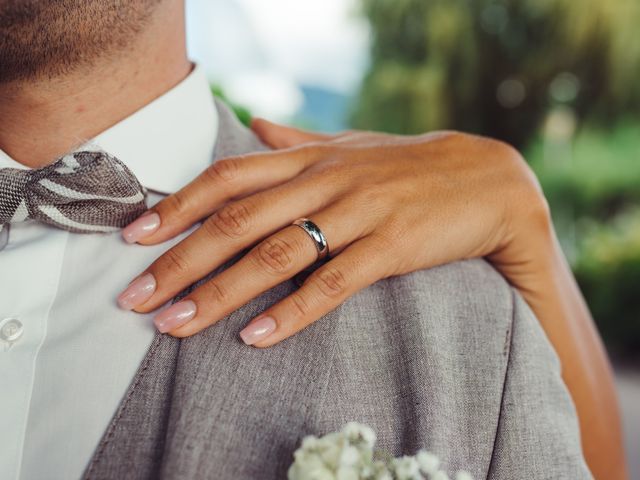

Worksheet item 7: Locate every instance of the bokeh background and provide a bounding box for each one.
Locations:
[185,0,639,474]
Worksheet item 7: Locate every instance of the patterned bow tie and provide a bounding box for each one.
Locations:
[0,151,147,244]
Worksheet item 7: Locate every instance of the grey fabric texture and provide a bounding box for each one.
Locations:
[0,151,146,233]
[83,99,592,480]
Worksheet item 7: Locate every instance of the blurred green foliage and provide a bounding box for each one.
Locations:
[526,124,640,356]
[528,122,640,220]
[353,0,640,147]
[354,0,640,356]
[574,208,640,356]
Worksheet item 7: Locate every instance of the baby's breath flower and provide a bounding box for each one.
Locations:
[287,423,473,480]
[343,422,377,448]
[416,450,440,475]
[288,453,334,480]
[373,471,393,480]
[389,456,421,480]
[336,465,360,480]
[455,471,473,480]
[339,445,361,467]
[370,460,392,480]
[432,471,451,480]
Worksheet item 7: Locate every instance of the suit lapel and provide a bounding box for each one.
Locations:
[84,99,271,479]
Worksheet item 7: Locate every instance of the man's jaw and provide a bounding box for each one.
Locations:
[0,0,191,169]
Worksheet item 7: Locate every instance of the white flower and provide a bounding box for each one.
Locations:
[390,456,421,480]
[455,471,474,480]
[288,423,473,480]
[369,460,393,480]
[416,450,440,475]
[373,471,393,480]
[343,422,377,448]
[318,441,342,467]
[432,472,450,480]
[301,435,321,451]
[339,445,361,467]
[336,465,360,480]
[287,452,335,480]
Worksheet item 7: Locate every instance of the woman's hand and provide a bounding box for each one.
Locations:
[117,121,548,346]
[118,120,626,478]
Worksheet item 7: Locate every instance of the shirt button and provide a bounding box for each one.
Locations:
[0,318,24,348]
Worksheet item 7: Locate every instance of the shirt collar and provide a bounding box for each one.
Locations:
[0,64,219,195]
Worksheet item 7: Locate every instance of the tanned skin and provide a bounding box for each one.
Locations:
[0,0,190,167]
[0,1,628,477]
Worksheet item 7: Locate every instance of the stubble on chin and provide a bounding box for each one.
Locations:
[0,0,164,84]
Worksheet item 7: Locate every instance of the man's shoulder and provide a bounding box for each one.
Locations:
[341,258,516,357]
[309,259,519,470]
[115,258,566,480]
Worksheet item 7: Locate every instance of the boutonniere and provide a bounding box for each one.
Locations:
[288,422,473,480]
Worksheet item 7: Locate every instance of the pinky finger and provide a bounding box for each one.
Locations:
[239,236,388,348]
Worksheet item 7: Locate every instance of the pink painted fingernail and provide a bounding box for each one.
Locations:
[117,273,157,310]
[154,300,197,333]
[240,316,277,345]
[122,212,161,244]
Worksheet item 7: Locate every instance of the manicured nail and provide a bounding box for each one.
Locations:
[117,273,156,310]
[240,316,277,345]
[154,300,197,333]
[122,212,160,244]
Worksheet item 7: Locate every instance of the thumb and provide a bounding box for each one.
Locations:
[251,118,332,149]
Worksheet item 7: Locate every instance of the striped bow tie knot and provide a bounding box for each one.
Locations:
[0,151,147,234]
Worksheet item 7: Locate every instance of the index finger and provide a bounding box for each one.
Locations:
[122,147,316,245]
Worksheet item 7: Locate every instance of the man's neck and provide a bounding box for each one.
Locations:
[0,1,191,169]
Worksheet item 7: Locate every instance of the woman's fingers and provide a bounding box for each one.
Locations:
[157,225,317,337]
[123,148,315,245]
[160,204,374,338]
[251,118,333,149]
[241,236,388,347]
[122,119,348,247]
[122,175,340,313]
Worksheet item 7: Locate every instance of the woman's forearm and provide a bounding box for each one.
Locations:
[518,231,627,479]
[120,120,625,476]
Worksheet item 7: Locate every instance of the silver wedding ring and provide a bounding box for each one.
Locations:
[292,218,329,262]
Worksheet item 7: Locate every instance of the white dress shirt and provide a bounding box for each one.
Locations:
[0,65,219,480]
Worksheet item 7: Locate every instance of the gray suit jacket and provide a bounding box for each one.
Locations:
[83,100,592,480]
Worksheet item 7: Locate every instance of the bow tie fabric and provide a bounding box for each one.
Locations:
[0,151,147,234]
